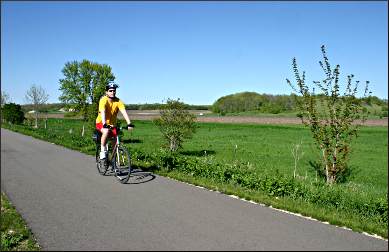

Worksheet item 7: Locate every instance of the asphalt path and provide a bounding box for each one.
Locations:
[1,128,388,251]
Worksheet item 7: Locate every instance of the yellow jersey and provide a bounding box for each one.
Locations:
[95,96,125,125]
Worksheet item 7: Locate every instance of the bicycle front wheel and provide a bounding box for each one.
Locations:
[96,147,108,175]
[113,145,132,184]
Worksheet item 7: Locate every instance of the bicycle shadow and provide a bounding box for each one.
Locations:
[121,139,142,144]
[127,169,156,184]
[104,168,156,184]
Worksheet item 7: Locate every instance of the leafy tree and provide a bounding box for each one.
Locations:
[59,59,115,133]
[154,98,197,152]
[88,63,116,123]
[286,45,370,184]
[25,84,49,128]
[1,103,25,124]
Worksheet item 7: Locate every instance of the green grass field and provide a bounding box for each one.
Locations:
[205,102,387,119]
[1,118,388,238]
[127,120,387,192]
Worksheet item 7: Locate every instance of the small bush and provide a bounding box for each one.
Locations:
[154,98,197,152]
[1,103,25,124]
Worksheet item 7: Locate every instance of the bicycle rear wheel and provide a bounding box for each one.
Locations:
[113,145,132,183]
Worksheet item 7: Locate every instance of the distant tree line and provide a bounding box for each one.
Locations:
[211,92,298,114]
[21,103,67,113]
[362,95,388,107]
[18,94,387,117]
[125,103,210,111]
[211,91,388,116]
[20,102,210,112]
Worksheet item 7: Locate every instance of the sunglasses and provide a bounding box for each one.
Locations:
[107,89,116,93]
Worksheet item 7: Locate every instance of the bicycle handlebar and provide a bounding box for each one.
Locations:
[119,126,135,131]
[118,125,135,131]
[104,124,135,131]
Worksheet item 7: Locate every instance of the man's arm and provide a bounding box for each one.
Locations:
[119,108,133,128]
[100,110,106,125]
[100,110,112,128]
[98,97,109,127]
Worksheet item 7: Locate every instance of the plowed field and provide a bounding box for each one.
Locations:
[42,110,388,126]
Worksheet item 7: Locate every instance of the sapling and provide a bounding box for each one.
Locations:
[287,45,370,184]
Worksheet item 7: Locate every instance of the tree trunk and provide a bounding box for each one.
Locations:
[170,138,177,152]
[327,172,336,184]
[322,148,336,184]
[34,112,38,128]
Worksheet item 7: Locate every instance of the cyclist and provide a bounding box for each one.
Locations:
[96,82,134,160]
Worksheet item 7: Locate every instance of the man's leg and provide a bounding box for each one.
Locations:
[100,128,109,159]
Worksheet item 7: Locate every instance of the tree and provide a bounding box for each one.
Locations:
[1,91,11,107]
[1,103,25,124]
[154,98,197,152]
[25,84,49,128]
[211,92,295,114]
[59,60,115,134]
[286,45,370,184]
[88,63,116,123]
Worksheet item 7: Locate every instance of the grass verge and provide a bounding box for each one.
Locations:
[1,191,40,251]
[153,168,388,239]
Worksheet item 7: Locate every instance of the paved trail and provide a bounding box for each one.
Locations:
[1,129,387,250]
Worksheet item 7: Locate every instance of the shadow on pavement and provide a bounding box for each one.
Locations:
[104,168,156,184]
[126,169,156,184]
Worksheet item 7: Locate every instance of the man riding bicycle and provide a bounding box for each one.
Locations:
[96,82,134,160]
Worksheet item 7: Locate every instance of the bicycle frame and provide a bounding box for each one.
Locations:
[94,125,133,183]
[105,128,121,166]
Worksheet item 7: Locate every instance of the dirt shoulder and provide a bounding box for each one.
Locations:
[196,116,388,126]
[126,110,388,126]
[42,111,388,126]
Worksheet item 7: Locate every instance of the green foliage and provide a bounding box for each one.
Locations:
[1,192,40,251]
[154,98,197,152]
[1,232,25,250]
[58,59,115,125]
[1,103,25,124]
[211,92,296,114]
[210,92,386,118]
[362,95,387,106]
[286,45,371,184]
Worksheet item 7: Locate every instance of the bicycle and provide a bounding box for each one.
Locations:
[92,125,134,184]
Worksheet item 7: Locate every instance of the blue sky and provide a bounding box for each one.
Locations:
[1,1,388,105]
